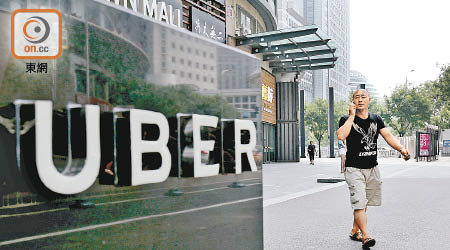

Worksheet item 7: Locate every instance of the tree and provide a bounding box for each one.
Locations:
[384,85,432,136]
[112,80,238,119]
[305,99,328,157]
[334,100,348,127]
[422,65,450,128]
[333,100,348,143]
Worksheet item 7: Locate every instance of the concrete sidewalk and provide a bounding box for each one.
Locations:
[263,157,450,207]
[263,157,450,250]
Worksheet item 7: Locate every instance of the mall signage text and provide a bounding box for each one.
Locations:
[106,0,182,28]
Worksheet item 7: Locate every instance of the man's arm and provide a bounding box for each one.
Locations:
[379,127,410,157]
[336,103,356,141]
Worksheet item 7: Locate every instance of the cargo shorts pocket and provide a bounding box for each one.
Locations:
[366,167,382,206]
[345,168,368,209]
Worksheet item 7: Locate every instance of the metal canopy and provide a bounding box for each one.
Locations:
[236,25,337,73]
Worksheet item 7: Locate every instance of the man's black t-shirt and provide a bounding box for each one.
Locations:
[338,113,385,169]
[307,144,315,155]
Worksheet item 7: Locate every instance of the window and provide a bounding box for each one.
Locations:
[172,57,176,63]
[243,96,248,102]
[203,76,207,81]
[243,104,249,109]
[188,73,192,79]
[75,69,86,93]
[203,64,207,70]
[188,60,192,66]
[210,77,214,83]
[234,96,241,103]
[227,97,233,103]
[210,66,214,71]
[180,45,184,51]
[210,53,214,59]
[180,58,184,64]
[236,5,258,34]
[196,74,200,80]
[196,62,199,68]
[180,71,185,77]
[250,96,256,102]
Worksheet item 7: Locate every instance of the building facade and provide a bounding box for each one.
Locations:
[276,0,315,104]
[0,0,263,248]
[228,0,337,162]
[303,0,350,101]
[349,70,380,99]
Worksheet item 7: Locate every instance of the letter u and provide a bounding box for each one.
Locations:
[35,101,100,194]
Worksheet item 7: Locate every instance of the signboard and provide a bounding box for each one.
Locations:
[226,5,234,18]
[190,6,225,43]
[419,133,430,157]
[105,0,183,28]
[261,69,276,124]
[443,140,450,156]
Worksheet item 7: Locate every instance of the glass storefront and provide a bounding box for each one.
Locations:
[263,122,275,162]
[0,0,262,248]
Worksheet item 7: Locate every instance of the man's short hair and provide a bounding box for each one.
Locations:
[352,89,370,99]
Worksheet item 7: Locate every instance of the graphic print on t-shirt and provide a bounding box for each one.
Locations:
[352,122,377,152]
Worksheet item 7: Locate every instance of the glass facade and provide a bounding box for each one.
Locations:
[0,0,262,248]
[236,5,264,35]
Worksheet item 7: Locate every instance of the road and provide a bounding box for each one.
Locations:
[264,157,450,250]
[0,172,262,250]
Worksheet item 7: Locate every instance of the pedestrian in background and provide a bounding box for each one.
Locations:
[336,89,410,248]
[307,141,316,165]
[338,139,347,173]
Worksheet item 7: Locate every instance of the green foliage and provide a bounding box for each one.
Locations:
[111,79,238,118]
[421,65,450,128]
[334,100,348,129]
[305,99,328,157]
[0,60,52,105]
[384,85,432,136]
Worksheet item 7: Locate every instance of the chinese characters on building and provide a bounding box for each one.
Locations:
[262,84,274,114]
[194,19,224,42]
[261,70,276,124]
[190,6,226,43]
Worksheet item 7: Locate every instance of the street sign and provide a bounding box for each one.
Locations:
[443,140,450,156]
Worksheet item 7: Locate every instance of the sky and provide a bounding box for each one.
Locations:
[350,0,450,97]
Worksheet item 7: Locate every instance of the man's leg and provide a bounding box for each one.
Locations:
[350,207,366,234]
[354,208,370,240]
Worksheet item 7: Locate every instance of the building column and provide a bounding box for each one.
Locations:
[300,89,306,158]
[328,87,335,158]
[276,80,299,162]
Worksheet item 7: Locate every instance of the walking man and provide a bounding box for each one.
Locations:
[307,141,316,165]
[336,89,410,248]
